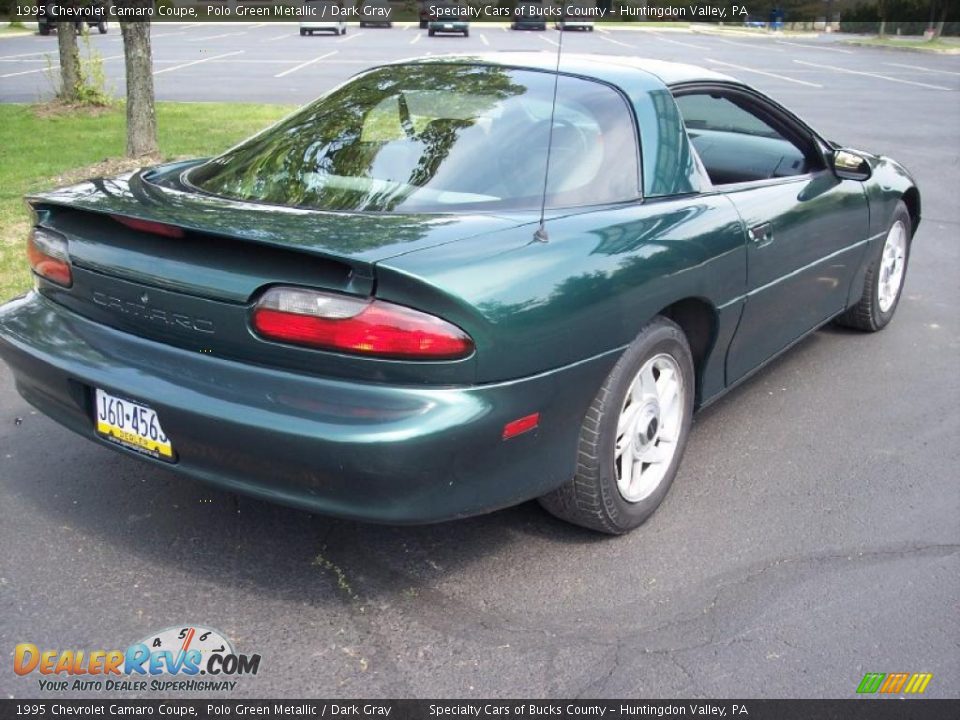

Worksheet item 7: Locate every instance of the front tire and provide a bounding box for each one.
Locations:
[539,317,695,534]
[836,200,912,332]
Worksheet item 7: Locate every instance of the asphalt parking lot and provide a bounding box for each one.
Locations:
[1,23,959,699]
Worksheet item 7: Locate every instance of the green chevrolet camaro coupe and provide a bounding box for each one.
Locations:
[0,54,919,534]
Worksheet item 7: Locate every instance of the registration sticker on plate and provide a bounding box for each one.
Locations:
[94,388,174,461]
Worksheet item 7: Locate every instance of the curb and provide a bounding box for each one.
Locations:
[842,40,960,55]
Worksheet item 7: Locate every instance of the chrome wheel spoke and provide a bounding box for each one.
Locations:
[877,221,907,313]
[617,442,636,496]
[617,401,642,441]
[639,439,672,465]
[638,364,657,401]
[615,353,686,504]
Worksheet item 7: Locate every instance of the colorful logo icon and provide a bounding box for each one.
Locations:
[857,672,933,695]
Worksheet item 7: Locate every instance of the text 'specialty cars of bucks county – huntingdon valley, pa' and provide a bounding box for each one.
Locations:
[0,54,919,534]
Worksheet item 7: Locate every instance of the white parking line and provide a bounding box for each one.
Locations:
[410,32,422,44]
[337,32,364,43]
[265,33,292,42]
[187,32,248,42]
[718,38,783,51]
[651,33,708,50]
[885,61,960,77]
[479,33,489,46]
[154,50,244,76]
[1,54,123,78]
[600,35,634,49]
[706,58,823,88]
[0,50,57,60]
[776,40,852,54]
[793,59,952,90]
[274,51,338,78]
[539,35,559,47]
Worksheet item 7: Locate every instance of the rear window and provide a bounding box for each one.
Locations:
[187,64,640,213]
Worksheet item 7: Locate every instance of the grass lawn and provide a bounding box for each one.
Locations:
[1,25,32,36]
[0,102,293,301]
[843,36,960,53]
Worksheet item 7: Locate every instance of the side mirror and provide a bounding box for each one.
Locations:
[831,149,872,181]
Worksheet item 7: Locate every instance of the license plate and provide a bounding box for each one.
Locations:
[94,388,174,461]
[443,23,453,29]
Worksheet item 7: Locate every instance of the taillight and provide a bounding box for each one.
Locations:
[110,214,184,238]
[252,287,474,360]
[27,228,72,287]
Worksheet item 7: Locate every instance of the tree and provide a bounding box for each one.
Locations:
[120,20,158,157]
[56,20,81,102]
[929,0,948,39]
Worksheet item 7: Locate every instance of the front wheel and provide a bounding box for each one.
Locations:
[97,21,107,33]
[539,317,695,534]
[836,200,912,332]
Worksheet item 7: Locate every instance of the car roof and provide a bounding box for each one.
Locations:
[394,52,738,88]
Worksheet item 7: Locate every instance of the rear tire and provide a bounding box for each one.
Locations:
[539,317,695,534]
[98,21,107,34]
[463,29,469,37]
[836,200,912,332]
[428,29,435,36]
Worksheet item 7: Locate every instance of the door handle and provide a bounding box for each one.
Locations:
[749,222,774,246]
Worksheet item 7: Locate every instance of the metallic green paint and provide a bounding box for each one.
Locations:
[0,292,616,522]
[0,56,920,524]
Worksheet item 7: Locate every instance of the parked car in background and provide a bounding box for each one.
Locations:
[0,55,919,534]
[38,0,108,35]
[512,0,546,30]
[556,18,594,31]
[300,0,348,35]
[427,1,469,36]
[359,0,392,28]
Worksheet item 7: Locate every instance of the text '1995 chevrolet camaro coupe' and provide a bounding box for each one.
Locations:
[0,54,919,533]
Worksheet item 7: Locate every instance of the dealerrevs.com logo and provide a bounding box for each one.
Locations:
[14,625,261,693]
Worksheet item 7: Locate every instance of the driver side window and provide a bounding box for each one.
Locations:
[675,92,813,186]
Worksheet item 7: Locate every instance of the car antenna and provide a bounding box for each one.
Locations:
[533,25,564,244]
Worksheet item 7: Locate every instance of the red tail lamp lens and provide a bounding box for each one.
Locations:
[110,214,184,238]
[27,228,72,287]
[252,287,474,360]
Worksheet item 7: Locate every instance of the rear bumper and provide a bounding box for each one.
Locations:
[0,292,617,524]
